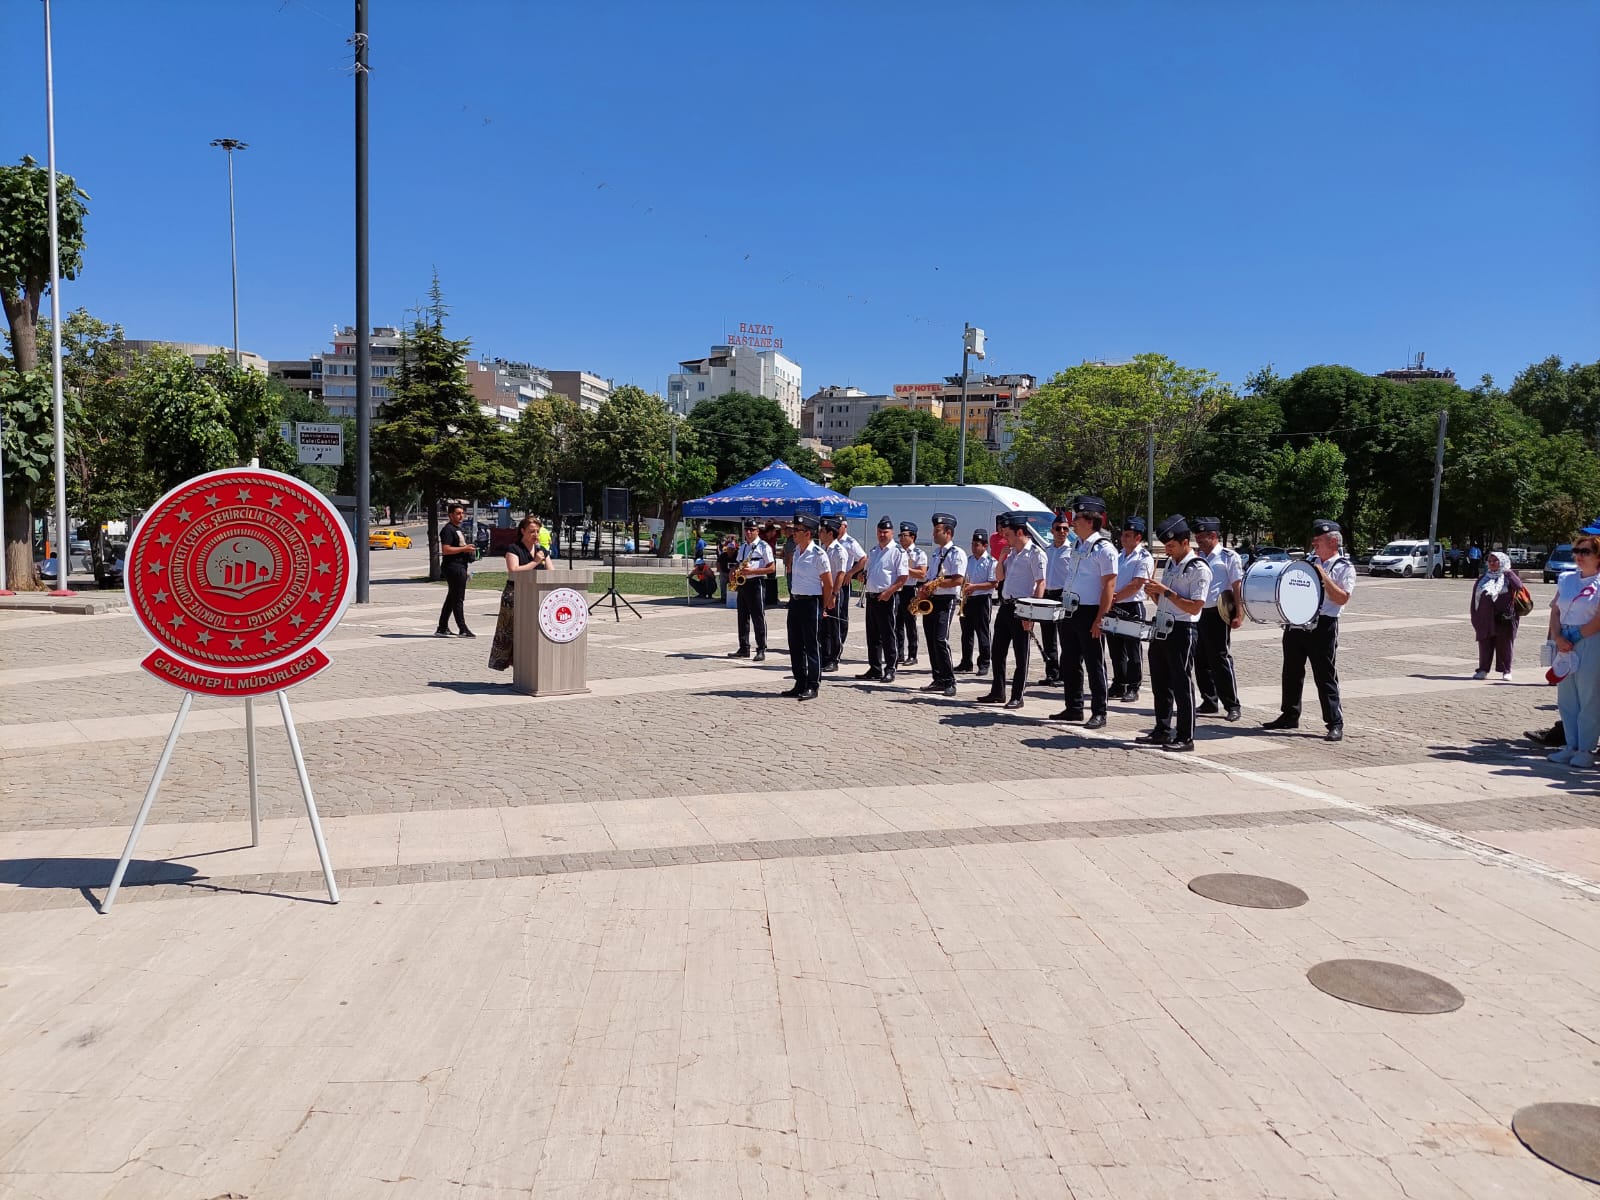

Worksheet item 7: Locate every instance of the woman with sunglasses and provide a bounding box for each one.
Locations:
[1548,536,1600,766]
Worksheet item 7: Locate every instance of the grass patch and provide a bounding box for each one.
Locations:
[454,571,791,598]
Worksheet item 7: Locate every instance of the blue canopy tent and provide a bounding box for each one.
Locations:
[682,460,867,521]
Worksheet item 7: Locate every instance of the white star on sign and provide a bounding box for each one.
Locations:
[228,635,245,650]
[310,533,326,547]
[236,488,252,503]
[168,613,185,629]
[261,629,277,645]
[315,561,331,575]
[153,588,170,604]
[156,532,172,547]
[289,613,305,628]
[267,494,283,508]
[307,589,324,603]
[148,560,165,575]
[195,630,212,645]
[293,510,309,524]
[205,493,221,508]
[176,509,193,523]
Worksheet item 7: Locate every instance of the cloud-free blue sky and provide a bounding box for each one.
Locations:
[5,0,1595,394]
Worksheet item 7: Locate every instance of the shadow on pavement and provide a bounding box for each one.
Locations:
[0,857,200,889]
[428,680,513,695]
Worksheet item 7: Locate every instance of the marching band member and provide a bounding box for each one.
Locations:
[1193,517,1244,722]
[1052,496,1116,728]
[727,518,774,663]
[895,522,929,667]
[1108,516,1154,703]
[857,516,909,683]
[834,517,867,650]
[956,530,996,675]
[781,514,833,701]
[1039,513,1074,688]
[1137,515,1211,752]
[818,517,848,673]
[918,513,967,698]
[978,514,1047,710]
[1264,518,1355,741]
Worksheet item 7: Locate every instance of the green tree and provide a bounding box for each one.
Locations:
[1167,392,1285,537]
[589,384,673,493]
[1010,353,1229,518]
[1507,356,1600,440]
[855,408,951,483]
[371,280,508,579]
[1525,430,1600,547]
[504,393,592,516]
[126,347,239,489]
[830,443,893,491]
[0,156,90,587]
[1264,439,1348,544]
[211,357,289,470]
[685,390,807,486]
[639,451,717,557]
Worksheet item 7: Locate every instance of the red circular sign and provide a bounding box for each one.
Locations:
[128,468,356,674]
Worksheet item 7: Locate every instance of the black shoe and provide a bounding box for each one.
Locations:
[1003,698,1025,710]
[856,670,883,680]
[1084,714,1107,730]
[883,672,897,683]
[1041,674,1062,688]
[1107,687,1127,701]
[1163,739,1195,753]
[435,629,452,638]
[954,661,974,673]
[1262,715,1299,731]
[797,689,818,701]
[1226,707,1241,722]
[457,629,476,638]
[976,662,991,674]
[1124,689,1140,704]
[1325,726,1345,742]
[1196,701,1220,716]
[942,685,956,697]
[1049,709,1085,722]
[727,649,751,659]
[976,692,1005,704]
[1135,731,1170,745]
[920,682,945,692]
[753,650,766,662]
[822,662,838,673]
[779,687,802,698]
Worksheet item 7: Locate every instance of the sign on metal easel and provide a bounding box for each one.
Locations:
[103,467,356,911]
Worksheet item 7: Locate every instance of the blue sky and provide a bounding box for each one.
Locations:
[4,0,1596,395]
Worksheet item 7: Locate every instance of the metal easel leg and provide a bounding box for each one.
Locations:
[276,691,339,903]
[103,693,193,912]
[245,697,260,847]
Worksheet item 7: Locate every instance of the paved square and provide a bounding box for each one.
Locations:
[2,571,1598,1198]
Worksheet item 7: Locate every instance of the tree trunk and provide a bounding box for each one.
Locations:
[4,496,39,591]
[657,506,682,558]
[425,487,441,581]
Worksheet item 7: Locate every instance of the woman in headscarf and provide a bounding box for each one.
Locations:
[488,516,550,672]
[1470,549,1524,681]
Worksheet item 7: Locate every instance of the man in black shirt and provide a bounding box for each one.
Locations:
[436,504,476,637]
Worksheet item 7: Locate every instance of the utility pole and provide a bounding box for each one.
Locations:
[1426,408,1447,580]
[957,324,985,484]
[209,138,248,368]
[354,0,371,603]
[42,0,72,595]
[909,430,918,483]
[1146,423,1155,540]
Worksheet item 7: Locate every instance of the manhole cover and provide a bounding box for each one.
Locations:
[1188,873,1308,909]
[1512,1103,1600,1184]
[1306,959,1464,1014]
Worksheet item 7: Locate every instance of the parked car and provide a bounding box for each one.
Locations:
[1369,540,1443,578]
[1245,545,1290,568]
[1544,543,1577,584]
[369,529,413,550]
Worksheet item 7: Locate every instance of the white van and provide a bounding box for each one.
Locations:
[1369,539,1442,578]
[845,484,1056,551]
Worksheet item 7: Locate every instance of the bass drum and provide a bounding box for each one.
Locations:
[1241,559,1323,630]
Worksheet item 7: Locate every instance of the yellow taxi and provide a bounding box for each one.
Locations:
[369,528,413,550]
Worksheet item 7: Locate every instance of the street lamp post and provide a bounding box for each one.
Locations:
[209,138,248,368]
[42,0,72,595]
[956,324,985,485]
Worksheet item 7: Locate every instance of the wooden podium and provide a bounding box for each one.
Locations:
[512,567,594,697]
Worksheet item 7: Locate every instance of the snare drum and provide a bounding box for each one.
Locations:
[1013,596,1068,622]
[1099,610,1176,642]
[1240,560,1323,630]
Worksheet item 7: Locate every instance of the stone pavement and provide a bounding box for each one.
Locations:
[2,573,1598,1198]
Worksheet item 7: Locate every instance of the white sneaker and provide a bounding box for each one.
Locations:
[1549,747,1576,764]
[1471,670,1488,680]
[1500,672,1513,682]
[1573,752,1596,769]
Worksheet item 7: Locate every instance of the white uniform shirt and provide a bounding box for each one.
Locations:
[926,542,968,591]
[1043,543,1074,590]
[863,542,909,592]
[836,533,867,574]
[738,538,774,571]
[822,538,848,581]
[905,544,929,582]
[788,542,832,596]
[1311,552,1356,618]
[1116,545,1156,616]
[1066,533,1117,606]
[966,551,995,589]
[1001,544,1047,600]
[1203,545,1244,607]
[1159,549,1212,624]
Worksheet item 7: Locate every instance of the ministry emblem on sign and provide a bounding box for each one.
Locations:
[127,468,356,694]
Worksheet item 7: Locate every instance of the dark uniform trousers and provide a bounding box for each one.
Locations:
[819,596,842,669]
[1282,614,1343,729]
[788,595,822,691]
[896,590,920,661]
[438,562,470,633]
[960,595,992,669]
[837,581,852,647]
[1195,606,1241,708]
[921,596,957,685]
[1151,622,1199,742]
[1038,588,1065,678]
[736,578,768,653]
[1060,604,1109,716]
[1107,601,1144,694]
[990,599,1032,701]
[865,595,898,676]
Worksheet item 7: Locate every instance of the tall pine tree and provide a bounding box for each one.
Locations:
[371,276,507,579]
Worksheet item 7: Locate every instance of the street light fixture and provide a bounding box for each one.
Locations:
[209,138,248,368]
[956,324,985,484]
